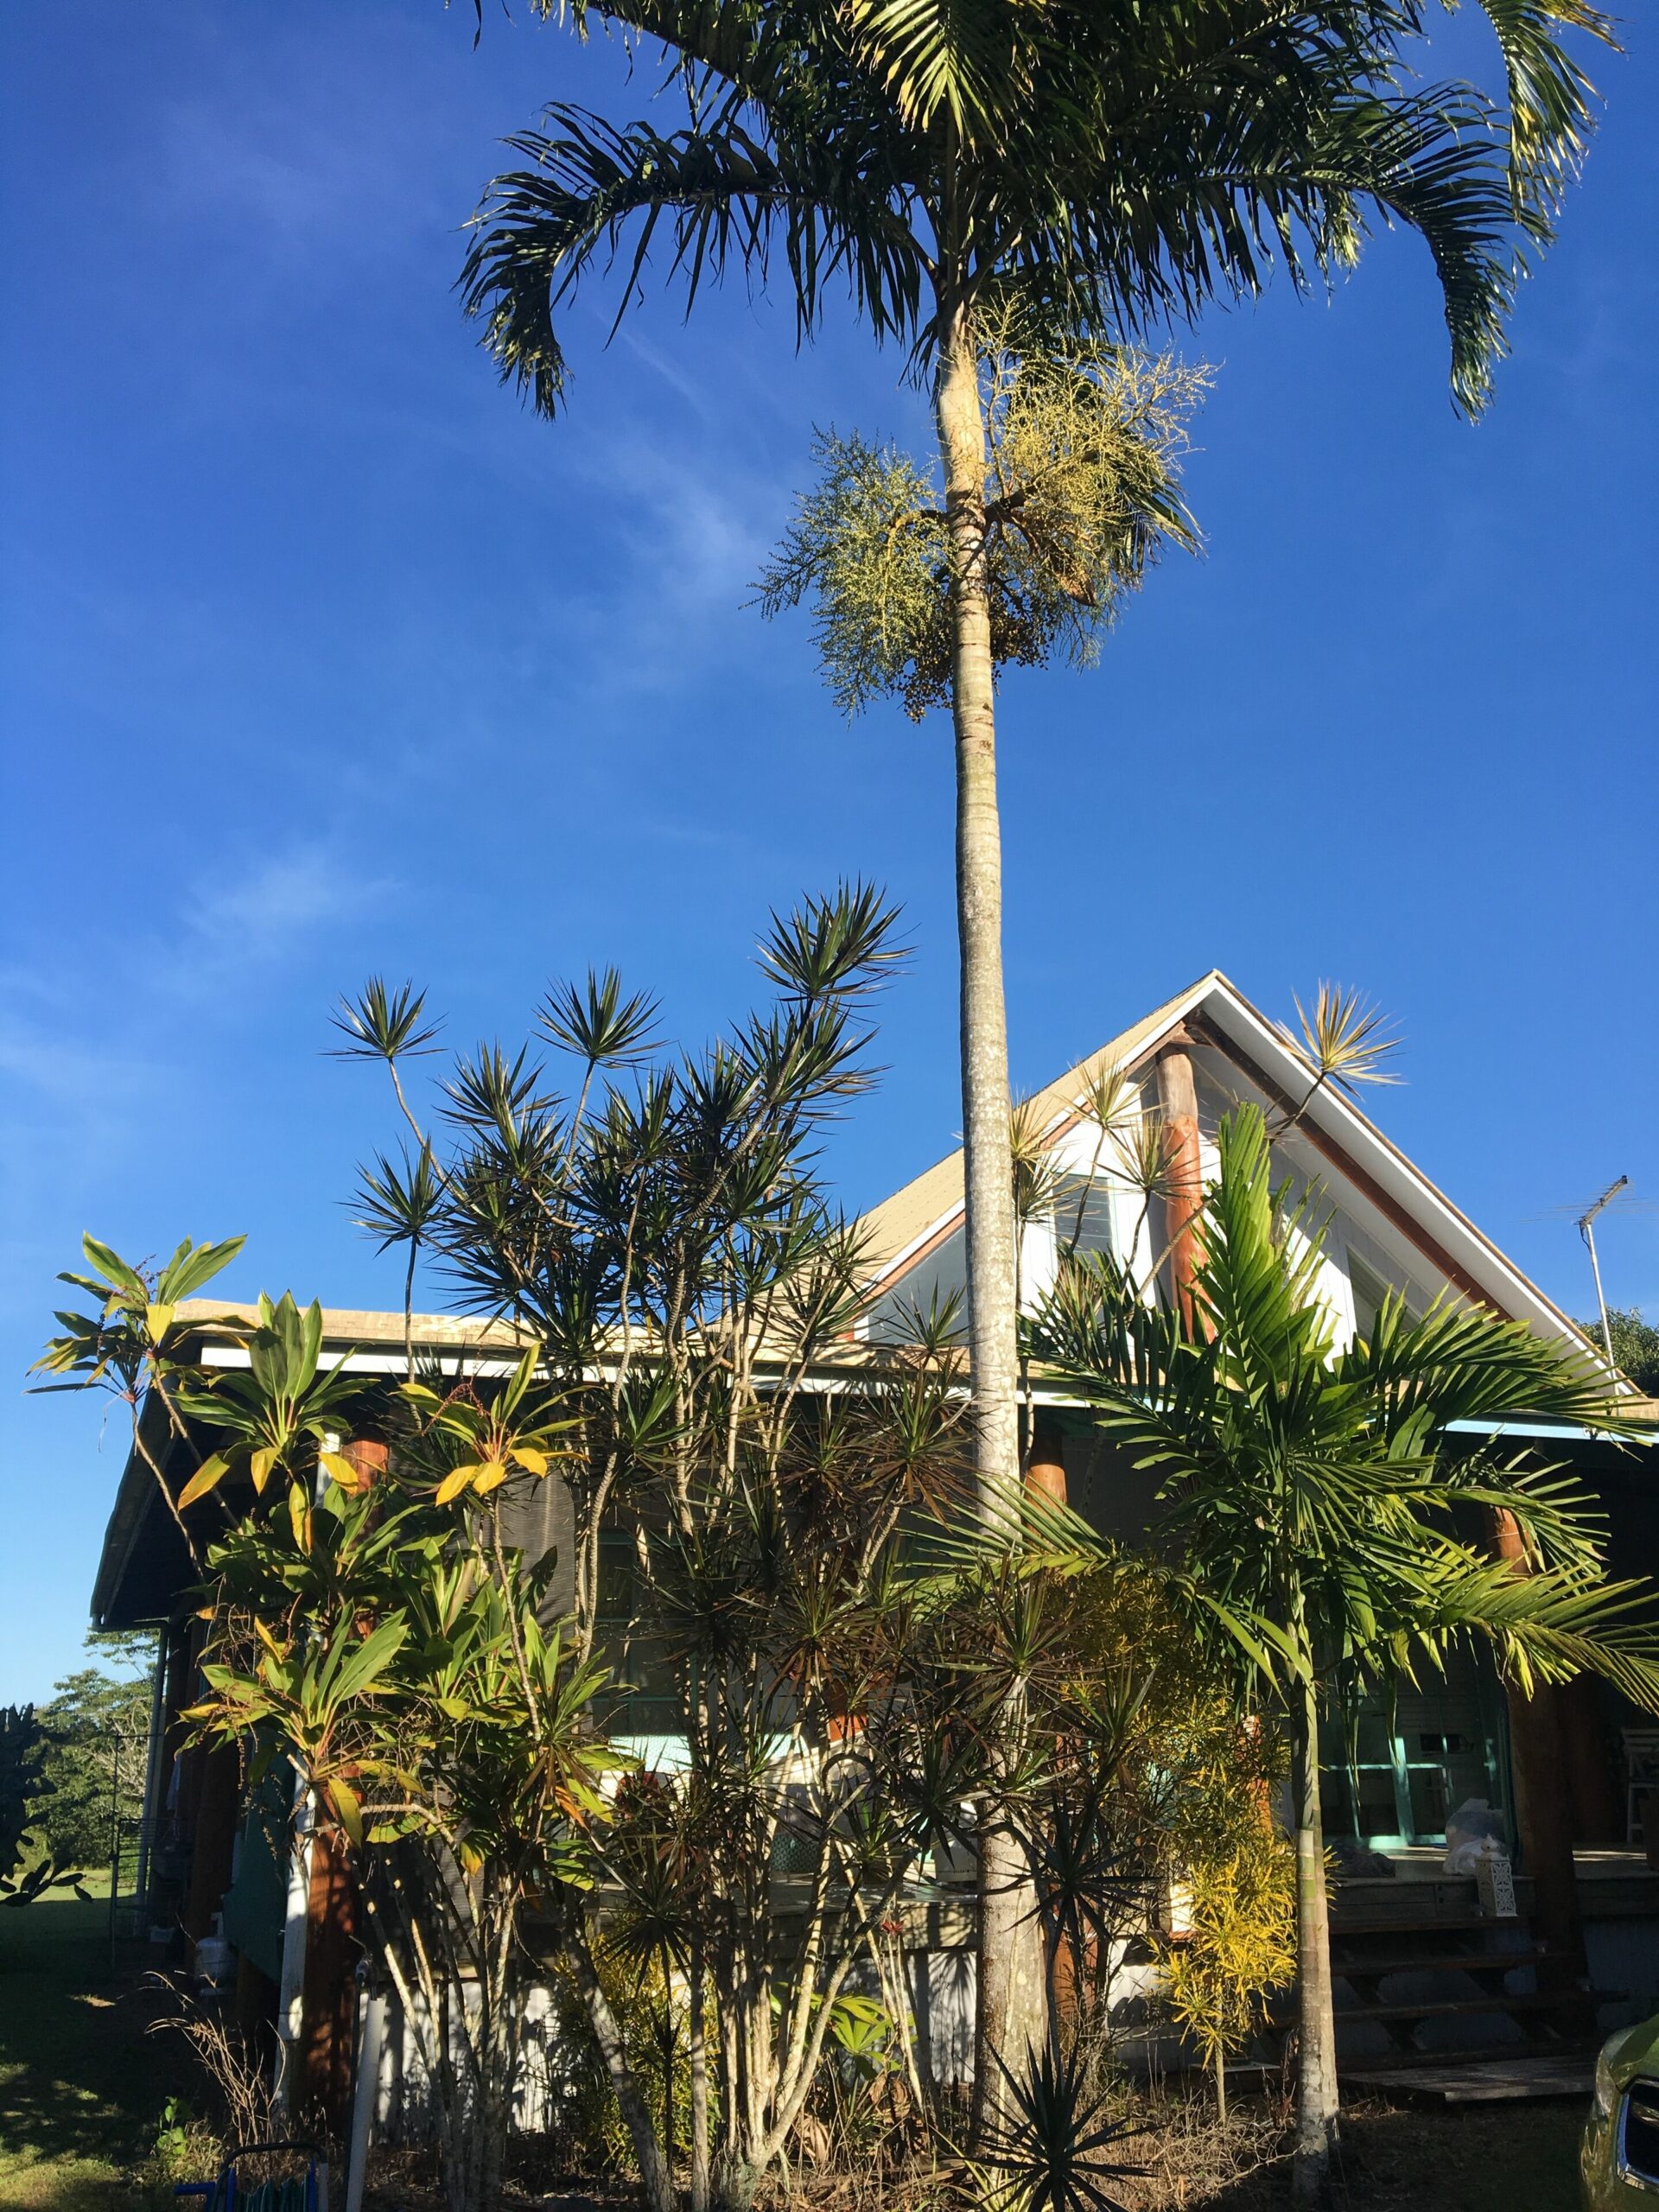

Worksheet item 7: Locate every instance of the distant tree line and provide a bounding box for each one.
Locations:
[1581,1308,1659,1396]
[8,1630,153,1880]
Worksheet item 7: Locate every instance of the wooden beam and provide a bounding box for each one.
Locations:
[1155,1039,1205,1322]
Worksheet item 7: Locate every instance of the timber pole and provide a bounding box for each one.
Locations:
[1487,1506,1591,2024]
[1155,1036,1205,1320]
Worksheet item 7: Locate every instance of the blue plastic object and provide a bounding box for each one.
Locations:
[174,2139,325,2212]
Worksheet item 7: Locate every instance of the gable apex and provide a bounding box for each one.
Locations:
[854,970,1601,1363]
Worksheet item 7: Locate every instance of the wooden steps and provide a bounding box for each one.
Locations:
[1325,1907,1581,2070]
[1342,2050,1599,2102]
[1338,1993,1560,2025]
[1329,1912,1501,1936]
[1328,1948,1548,1978]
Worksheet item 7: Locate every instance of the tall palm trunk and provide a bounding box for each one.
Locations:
[934,287,1044,2135]
[1289,1675,1338,2206]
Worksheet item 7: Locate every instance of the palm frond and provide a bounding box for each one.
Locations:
[461,104,928,416]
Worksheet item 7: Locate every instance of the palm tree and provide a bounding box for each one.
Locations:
[1031,1103,1658,2204]
[457,0,1610,2113]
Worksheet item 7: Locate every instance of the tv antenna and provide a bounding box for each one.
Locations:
[1577,1177,1629,1373]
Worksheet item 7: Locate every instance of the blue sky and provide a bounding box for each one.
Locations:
[2,4,1655,1704]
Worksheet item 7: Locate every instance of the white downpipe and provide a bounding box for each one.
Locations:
[271,1773,315,2115]
[132,1624,168,1925]
[273,1440,342,2115]
[345,1985,386,2212]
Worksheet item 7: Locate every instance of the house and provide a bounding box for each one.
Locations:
[90,969,1659,2107]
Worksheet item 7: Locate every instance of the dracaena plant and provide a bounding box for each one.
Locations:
[327,887,997,2212]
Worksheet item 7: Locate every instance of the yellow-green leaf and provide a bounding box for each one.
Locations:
[145,1302,175,1342]
[287,1484,312,1554]
[512,1446,549,1477]
[435,1465,477,1506]
[320,1450,360,1491]
[251,1446,277,1492]
[178,1453,229,1509]
[327,1777,364,1848]
[471,1459,509,1496]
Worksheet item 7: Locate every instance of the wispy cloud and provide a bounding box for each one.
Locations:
[133,836,398,1005]
[178,841,386,967]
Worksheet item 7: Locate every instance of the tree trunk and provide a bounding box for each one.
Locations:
[1290,1680,1338,2207]
[566,1925,673,2212]
[934,292,1045,2141]
[711,2143,760,2212]
[934,298,1020,1511]
[690,1944,710,2212]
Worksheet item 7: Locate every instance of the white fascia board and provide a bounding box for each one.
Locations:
[1194,983,1592,1351]
[1441,1417,1641,1442]
[865,1208,965,1292]
[200,1343,531,1380]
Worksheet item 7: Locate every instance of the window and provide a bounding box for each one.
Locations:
[1319,1666,1505,1847]
[1053,1175,1116,1262]
[1348,1249,1422,1343]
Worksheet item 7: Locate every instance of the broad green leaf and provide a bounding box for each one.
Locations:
[327,1777,365,1848]
[177,1453,230,1510]
[159,1234,246,1303]
[81,1235,146,1299]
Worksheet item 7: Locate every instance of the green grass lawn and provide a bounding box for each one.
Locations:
[0,1898,188,2212]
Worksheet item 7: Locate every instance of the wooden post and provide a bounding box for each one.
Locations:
[1155,1039,1204,1321]
[343,1438,389,1491]
[1025,1416,1067,1506]
[169,1621,209,1846]
[295,1435,380,2133]
[299,1817,361,2136]
[1487,1507,1591,2022]
[1559,1675,1624,1845]
[182,1740,242,1946]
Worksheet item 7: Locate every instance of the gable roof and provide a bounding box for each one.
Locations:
[855,969,1602,1359]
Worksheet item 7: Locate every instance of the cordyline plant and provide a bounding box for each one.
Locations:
[1031,1103,1659,2202]
[194,1485,627,2212]
[33,1233,247,1563]
[34,1260,632,2212]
